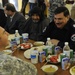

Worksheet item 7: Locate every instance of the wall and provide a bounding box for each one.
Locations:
[0,0,2,4]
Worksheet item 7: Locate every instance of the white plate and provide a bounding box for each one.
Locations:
[3,50,13,55]
[18,43,33,50]
[24,46,45,59]
[24,49,31,59]
[70,66,75,75]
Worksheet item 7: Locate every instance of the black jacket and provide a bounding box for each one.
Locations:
[5,12,26,34]
[42,18,75,51]
[0,9,7,28]
[23,17,50,41]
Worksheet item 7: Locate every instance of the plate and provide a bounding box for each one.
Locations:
[3,50,13,55]
[24,49,31,59]
[5,43,11,49]
[70,66,75,75]
[33,41,44,46]
[46,55,60,64]
[24,46,45,59]
[18,43,33,50]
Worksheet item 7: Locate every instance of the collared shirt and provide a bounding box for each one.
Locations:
[10,12,15,22]
[42,18,75,51]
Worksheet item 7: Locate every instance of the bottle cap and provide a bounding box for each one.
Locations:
[47,38,50,41]
[15,30,18,33]
[65,42,68,45]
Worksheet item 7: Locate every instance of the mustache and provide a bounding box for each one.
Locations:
[56,23,62,25]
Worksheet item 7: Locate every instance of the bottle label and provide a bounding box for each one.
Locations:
[39,51,46,62]
[15,37,20,44]
[63,50,70,58]
[62,57,70,70]
[31,55,36,59]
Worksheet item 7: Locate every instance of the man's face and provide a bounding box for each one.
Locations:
[54,12,69,29]
[31,14,40,23]
[0,27,9,47]
[4,6,11,16]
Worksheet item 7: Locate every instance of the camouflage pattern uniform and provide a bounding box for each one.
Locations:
[48,0,65,22]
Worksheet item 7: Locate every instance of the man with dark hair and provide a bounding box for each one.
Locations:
[4,3,26,35]
[42,7,75,51]
[23,6,50,41]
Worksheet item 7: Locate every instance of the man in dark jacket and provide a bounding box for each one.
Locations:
[42,7,75,51]
[23,6,50,41]
[4,3,26,35]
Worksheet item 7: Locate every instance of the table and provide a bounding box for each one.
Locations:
[12,39,73,75]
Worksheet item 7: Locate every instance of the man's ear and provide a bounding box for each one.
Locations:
[66,15,70,20]
[67,15,70,19]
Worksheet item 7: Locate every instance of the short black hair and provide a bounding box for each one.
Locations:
[54,7,69,17]
[29,6,43,16]
[4,3,16,12]
[29,6,44,19]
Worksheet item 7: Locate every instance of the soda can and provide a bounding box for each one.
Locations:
[62,57,70,70]
[55,46,62,55]
[39,51,46,63]
[70,49,73,58]
[43,47,48,57]
[10,39,17,52]
[60,53,66,62]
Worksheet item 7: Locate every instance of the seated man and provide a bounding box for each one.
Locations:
[4,3,26,35]
[0,26,37,75]
[42,7,75,51]
[23,6,50,41]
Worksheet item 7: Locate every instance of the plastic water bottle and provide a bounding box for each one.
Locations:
[15,30,20,45]
[46,37,52,46]
[45,38,53,55]
[31,50,38,64]
[63,42,70,58]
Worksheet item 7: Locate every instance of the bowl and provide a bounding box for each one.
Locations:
[41,64,58,75]
[33,41,44,46]
[3,50,13,55]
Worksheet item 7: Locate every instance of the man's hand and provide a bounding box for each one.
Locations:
[51,39,59,46]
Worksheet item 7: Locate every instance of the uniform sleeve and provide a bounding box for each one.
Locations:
[58,24,75,51]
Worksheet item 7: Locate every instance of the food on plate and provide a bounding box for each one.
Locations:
[72,66,75,73]
[46,55,60,63]
[70,66,75,75]
[20,43,32,49]
[33,41,44,46]
[50,55,58,63]
[44,66,56,72]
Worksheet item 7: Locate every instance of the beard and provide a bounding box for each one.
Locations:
[32,19,39,23]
